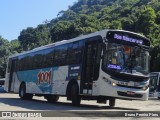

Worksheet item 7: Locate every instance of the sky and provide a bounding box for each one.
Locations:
[0,0,77,41]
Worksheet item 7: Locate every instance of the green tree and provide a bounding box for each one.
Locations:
[7,0,160,72]
[150,46,160,72]
[110,20,122,29]
[0,36,10,78]
[122,18,134,31]
[156,11,160,24]
[50,21,80,42]
[18,27,36,51]
[9,39,21,54]
[35,24,52,46]
[136,7,157,35]
[18,25,51,51]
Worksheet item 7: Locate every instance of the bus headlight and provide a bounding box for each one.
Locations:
[142,86,148,90]
[102,76,117,86]
[112,82,117,86]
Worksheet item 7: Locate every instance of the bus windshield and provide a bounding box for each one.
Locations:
[103,43,149,76]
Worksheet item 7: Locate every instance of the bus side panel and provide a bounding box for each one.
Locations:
[17,68,52,94]
[52,66,68,95]
[16,65,80,95]
[4,58,17,92]
[8,61,82,95]
[4,73,20,93]
[52,65,81,95]
[11,72,21,93]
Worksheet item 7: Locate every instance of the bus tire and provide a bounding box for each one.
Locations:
[109,98,116,107]
[46,95,59,103]
[71,84,81,106]
[19,83,27,100]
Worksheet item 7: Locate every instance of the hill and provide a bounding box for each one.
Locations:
[18,0,160,50]
[1,0,160,77]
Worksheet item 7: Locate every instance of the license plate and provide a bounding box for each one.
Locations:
[118,81,128,86]
[127,91,135,95]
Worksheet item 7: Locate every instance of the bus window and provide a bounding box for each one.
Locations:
[66,43,72,64]
[43,48,54,68]
[27,53,33,70]
[54,45,68,66]
[33,51,44,69]
[7,58,12,73]
[67,42,82,65]
[18,55,25,71]
[73,42,82,64]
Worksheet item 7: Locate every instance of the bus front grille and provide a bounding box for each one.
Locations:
[117,91,143,98]
[117,84,144,89]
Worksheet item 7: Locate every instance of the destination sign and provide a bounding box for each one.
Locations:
[114,34,143,45]
[108,64,121,70]
[106,31,150,46]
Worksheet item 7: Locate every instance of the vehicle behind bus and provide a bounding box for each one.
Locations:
[149,72,160,99]
[0,78,6,92]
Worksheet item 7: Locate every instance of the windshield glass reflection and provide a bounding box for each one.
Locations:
[103,43,149,75]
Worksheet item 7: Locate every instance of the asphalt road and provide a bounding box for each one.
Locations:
[0,93,160,120]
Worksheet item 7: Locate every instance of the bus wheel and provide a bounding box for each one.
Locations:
[71,84,81,106]
[45,95,59,103]
[109,98,116,107]
[19,83,27,99]
[27,94,33,100]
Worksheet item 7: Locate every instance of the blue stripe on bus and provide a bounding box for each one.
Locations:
[17,67,53,93]
[16,64,82,93]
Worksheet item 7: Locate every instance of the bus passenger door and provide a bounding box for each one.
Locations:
[81,41,101,95]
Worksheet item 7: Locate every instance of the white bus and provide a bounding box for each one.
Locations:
[5,29,150,106]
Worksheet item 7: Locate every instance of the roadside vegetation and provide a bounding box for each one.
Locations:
[0,0,160,77]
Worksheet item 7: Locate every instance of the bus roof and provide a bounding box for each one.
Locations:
[9,29,149,59]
